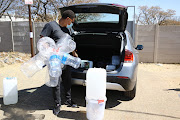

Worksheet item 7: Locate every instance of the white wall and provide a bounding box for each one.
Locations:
[0,16,28,21]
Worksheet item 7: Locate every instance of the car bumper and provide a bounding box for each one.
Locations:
[71,78,126,91]
[71,62,138,91]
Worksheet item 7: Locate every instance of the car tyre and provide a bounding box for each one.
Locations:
[124,82,136,100]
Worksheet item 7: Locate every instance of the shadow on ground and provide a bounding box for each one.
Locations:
[0,85,129,120]
[108,109,180,120]
[166,88,180,91]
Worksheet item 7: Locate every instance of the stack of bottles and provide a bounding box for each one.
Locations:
[86,68,107,120]
[21,33,81,87]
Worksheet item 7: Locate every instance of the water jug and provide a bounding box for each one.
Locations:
[86,68,107,120]
[3,77,18,105]
[86,68,106,99]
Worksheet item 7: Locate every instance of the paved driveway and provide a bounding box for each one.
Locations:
[0,63,180,120]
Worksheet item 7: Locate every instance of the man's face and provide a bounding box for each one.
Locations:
[67,17,75,26]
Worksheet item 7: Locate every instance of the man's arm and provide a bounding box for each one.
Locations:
[72,50,78,57]
[40,23,52,37]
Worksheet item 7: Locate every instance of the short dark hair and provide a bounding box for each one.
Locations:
[62,10,75,19]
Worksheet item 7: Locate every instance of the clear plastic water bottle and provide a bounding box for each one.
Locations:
[49,55,62,77]
[37,37,56,59]
[45,75,59,87]
[43,66,59,87]
[21,53,45,77]
[61,53,81,69]
[56,33,76,54]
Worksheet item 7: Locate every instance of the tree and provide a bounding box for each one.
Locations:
[6,0,99,22]
[0,0,13,18]
[160,18,180,25]
[136,6,176,25]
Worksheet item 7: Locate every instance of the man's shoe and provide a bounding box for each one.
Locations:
[53,104,61,116]
[64,100,79,108]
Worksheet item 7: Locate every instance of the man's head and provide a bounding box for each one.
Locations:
[60,10,75,27]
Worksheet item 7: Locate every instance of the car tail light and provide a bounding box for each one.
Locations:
[117,76,129,79]
[124,49,133,63]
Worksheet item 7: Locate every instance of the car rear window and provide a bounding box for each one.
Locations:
[75,13,119,23]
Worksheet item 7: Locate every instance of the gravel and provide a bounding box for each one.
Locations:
[0,52,31,67]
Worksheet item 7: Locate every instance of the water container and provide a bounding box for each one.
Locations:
[61,53,81,69]
[112,55,120,65]
[3,77,18,105]
[106,65,116,71]
[21,53,45,77]
[49,55,62,77]
[56,33,76,54]
[86,68,106,99]
[86,97,107,120]
[44,66,60,87]
[37,37,56,58]
[45,75,59,87]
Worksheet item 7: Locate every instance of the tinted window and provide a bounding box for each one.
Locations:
[75,13,119,23]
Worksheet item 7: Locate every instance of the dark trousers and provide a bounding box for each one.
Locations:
[52,65,72,106]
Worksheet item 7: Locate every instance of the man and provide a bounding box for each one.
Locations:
[40,10,78,116]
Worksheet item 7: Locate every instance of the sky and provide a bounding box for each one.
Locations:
[100,0,180,21]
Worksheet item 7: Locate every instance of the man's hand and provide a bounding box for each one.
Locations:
[72,51,78,57]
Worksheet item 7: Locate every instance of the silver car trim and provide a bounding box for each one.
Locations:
[71,78,126,91]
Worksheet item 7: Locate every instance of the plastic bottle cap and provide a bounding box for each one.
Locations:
[49,55,61,61]
[61,53,69,64]
[6,77,16,80]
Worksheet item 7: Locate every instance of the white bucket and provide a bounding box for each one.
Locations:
[3,77,18,105]
[86,97,107,120]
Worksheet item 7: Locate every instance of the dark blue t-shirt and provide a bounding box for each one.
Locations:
[40,21,70,42]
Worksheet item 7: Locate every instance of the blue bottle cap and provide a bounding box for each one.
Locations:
[61,53,69,64]
[49,55,61,61]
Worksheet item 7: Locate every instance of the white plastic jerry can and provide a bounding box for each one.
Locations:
[3,77,18,105]
[86,68,107,99]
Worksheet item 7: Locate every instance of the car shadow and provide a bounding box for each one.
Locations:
[0,84,129,120]
[166,88,180,91]
[71,85,132,109]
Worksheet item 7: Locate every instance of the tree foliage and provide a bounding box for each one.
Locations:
[3,0,99,22]
[160,19,180,25]
[136,6,176,25]
[0,0,14,18]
